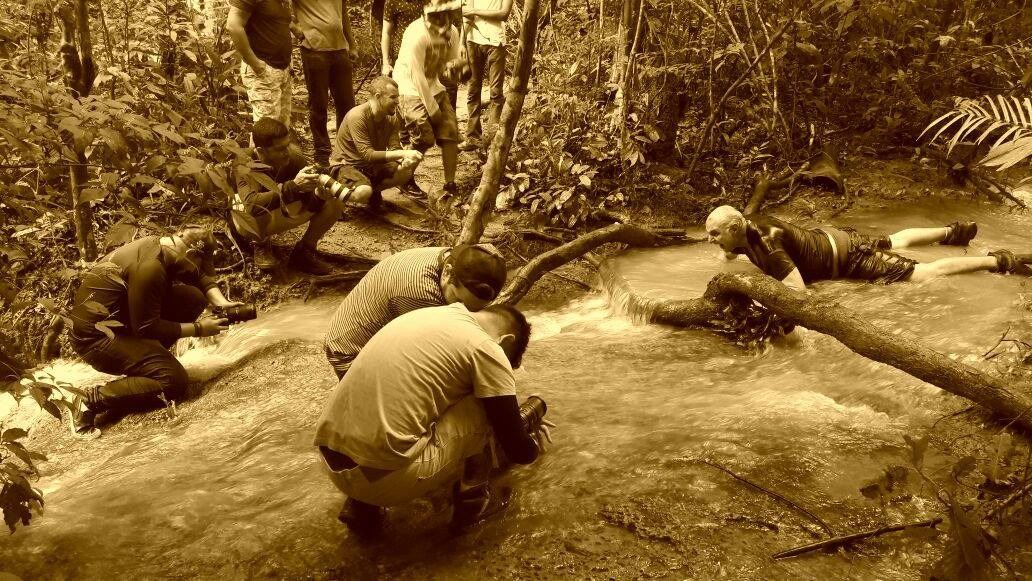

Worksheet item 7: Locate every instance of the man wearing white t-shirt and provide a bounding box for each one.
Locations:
[459,0,512,151]
[314,303,553,533]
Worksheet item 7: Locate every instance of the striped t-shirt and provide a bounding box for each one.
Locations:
[324,247,447,360]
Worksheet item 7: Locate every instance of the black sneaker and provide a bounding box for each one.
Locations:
[288,246,333,276]
[72,387,104,434]
[338,498,386,536]
[450,482,511,531]
[988,249,1032,275]
[254,241,280,270]
[942,221,978,246]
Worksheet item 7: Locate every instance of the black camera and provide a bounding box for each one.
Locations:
[213,304,258,324]
[518,396,548,434]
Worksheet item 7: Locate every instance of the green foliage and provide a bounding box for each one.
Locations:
[1,375,78,533]
[920,95,1032,171]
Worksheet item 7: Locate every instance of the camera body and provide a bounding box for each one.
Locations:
[213,304,258,324]
[518,396,547,434]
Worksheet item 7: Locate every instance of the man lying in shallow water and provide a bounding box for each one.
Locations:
[705,205,1030,291]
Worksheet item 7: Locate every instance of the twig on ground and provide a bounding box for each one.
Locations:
[771,518,942,560]
[679,457,834,536]
[930,405,978,431]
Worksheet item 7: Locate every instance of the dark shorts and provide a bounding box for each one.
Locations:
[398,93,459,151]
[842,231,916,284]
[333,162,399,193]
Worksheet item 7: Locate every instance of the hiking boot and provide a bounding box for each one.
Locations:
[989,249,1032,276]
[450,482,511,531]
[942,221,978,246]
[457,139,480,152]
[288,245,333,276]
[338,498,386,536]
[253,241,279,270]
[399,178,427,199]
[432,182,460,206]
[72,387,106,434]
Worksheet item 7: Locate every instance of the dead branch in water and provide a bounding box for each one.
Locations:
[680,457,835,536]
[771,518,942,560]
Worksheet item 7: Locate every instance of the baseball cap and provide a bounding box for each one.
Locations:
[449,244,507,301]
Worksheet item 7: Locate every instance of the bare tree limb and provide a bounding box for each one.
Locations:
[772,518,942,560]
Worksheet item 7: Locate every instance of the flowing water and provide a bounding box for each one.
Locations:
[2,200,1031,579]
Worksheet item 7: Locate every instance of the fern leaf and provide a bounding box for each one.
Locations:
[919,109,964,141]
[981,136,1032,170]
[928,113,965,145]
[949,115,989,154]
[992,125,1023,149]
[996,95,1014,124]
[974,121,1005,145]
[1012,95,1030,127]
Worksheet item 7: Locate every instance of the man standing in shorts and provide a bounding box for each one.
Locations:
[705,205,1028,290]
[392,0,463,200]
[329,76,424,204]
[227,0,294,126]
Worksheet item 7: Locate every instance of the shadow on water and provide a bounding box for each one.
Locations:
[2,199,1030,579]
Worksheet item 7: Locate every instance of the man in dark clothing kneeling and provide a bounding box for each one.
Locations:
[231,117,373,274]
[68,227,241,433]
[314,303,552,533]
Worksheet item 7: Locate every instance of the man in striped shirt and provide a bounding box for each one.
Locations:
[323,244,507,378]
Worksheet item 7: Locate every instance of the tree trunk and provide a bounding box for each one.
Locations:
[619,271,1032,432]
[456,0,541,246]
[57,0,98,261]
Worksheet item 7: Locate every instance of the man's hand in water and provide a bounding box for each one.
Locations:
[197,317,229,337]
[534,419,555,452]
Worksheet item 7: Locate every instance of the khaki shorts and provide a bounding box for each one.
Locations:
[321,395,491,507]
[240,62,292,126]
[398,92,459,151]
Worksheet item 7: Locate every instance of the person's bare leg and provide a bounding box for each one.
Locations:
[888,227,949,249]
[379,158,421,188]
[909,256,997,282]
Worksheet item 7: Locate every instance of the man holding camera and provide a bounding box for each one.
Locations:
[68,227,241,433]
[392,0,464,201]
[323,244,507,379]
[329,76,424,202]
[315,303,552,533]
[230,116,373,274]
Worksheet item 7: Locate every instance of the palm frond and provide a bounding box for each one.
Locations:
[919,94,1032,171]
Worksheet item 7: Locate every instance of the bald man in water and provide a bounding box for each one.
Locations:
[705,206,1029,290]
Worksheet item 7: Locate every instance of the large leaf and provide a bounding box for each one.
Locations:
[980,136,1032,170]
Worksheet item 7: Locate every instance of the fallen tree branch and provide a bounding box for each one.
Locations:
[744,162,809,215]
[771,518,942,560]
[495,223,663,305]
[681,457,834,536]
[986,479,1032,520]
[603,270,1032,431]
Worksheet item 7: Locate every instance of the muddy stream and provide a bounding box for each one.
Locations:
[2,200,1030,579]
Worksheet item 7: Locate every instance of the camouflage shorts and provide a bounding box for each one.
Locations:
[240,62,292,126]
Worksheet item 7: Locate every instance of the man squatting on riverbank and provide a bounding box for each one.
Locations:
[323,244,508,378]
[328,76,425,206]
[315,303,553,532]
[705,205,1031,290]
[68,228,240,433]
[229,117,374,275]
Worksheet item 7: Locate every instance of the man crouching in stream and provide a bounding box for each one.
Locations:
[314,303,553,534]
